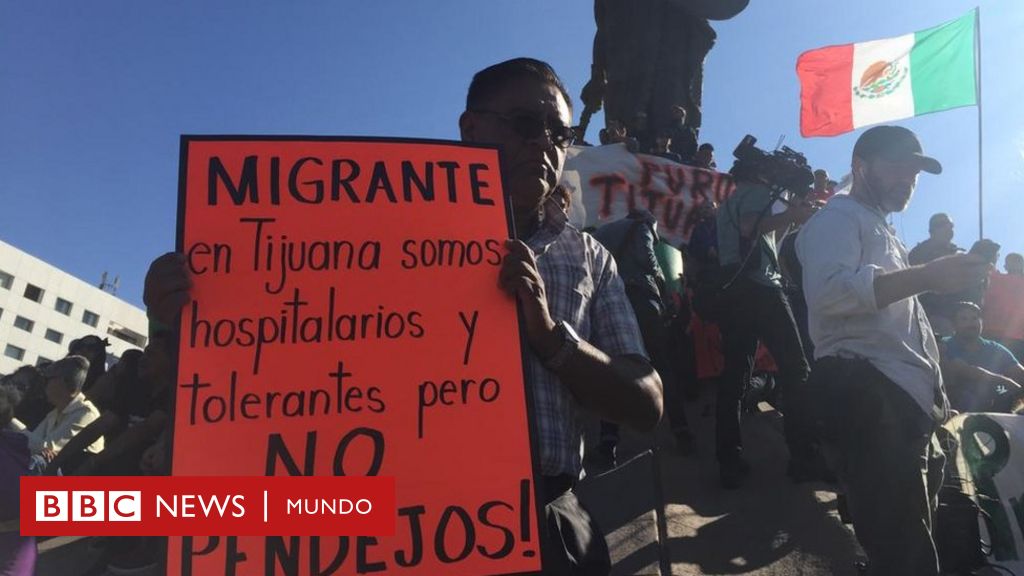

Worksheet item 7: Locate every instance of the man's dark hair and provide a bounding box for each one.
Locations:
[929,212,951,231]
[44,355,90,394]
[0,385,21,428]
[11,365,44,390]
[698,143,714,152]
[466,58,572,112]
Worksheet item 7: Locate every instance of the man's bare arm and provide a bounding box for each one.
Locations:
[874,254,990,309]
[43,413,120,475]
[945,358,1021,391]
[540,337,663,431]
[500,240,663,432]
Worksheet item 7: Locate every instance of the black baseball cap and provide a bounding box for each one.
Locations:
[71,335,109,351]
[852,125,942,175]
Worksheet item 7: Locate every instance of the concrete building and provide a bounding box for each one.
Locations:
[0,239,148,375]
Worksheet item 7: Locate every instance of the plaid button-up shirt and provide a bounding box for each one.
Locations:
[524,203,647,478]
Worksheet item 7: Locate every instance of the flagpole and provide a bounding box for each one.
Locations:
[976,6,984,240]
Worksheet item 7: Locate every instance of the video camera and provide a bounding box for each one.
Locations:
[732,135,815,197]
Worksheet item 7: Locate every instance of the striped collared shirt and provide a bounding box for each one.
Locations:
[524,203,647,477]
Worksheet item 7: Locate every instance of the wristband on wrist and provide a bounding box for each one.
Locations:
[543,320,582,371]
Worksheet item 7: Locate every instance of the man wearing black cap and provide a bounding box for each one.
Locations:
[797,125,991,575]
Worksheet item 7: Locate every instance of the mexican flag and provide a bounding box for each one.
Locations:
[797,10,977,137]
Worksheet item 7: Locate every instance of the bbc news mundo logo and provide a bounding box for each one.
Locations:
[35,491,142,522]
[21,476,394,537]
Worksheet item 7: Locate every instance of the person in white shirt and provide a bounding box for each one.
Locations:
[15,356,104,466]
[797,125,990,576]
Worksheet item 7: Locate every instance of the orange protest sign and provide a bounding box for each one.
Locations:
[170,137,542,575]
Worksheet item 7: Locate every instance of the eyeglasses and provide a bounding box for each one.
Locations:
[472,109,575,149]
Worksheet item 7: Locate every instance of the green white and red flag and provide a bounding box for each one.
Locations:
[797,10,978,137]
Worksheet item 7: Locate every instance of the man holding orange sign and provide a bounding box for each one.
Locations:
[146,57,661,575]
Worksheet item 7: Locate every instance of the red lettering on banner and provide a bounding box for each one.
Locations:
[564,146,735,245]
[592,173,626,219]
[639,161,661,188]
[664,200,685,232]
[665,164,687,197]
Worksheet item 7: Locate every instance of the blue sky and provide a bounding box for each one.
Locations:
[2,1,1021,308]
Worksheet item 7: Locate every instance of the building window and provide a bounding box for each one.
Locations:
[13,315,35,333]
[55,297,73,315]
[35,356,53,367]
[4,345,25,361]
[23,283,44,303]
[82,310,100,328]
[44,328,64,344]
[108,326,146,347]
[0,270,12,290]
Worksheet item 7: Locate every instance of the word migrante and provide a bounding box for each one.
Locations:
[206,155,497,207]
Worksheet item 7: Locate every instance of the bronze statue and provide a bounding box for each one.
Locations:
[580,0,749,151]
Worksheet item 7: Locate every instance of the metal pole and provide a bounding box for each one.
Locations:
[976,7,984,240]
[651,447,673,576]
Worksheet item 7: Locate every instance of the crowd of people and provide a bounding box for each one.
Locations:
[2,57,1022,576]
[1,333,174,574]
[580,113,1024,574]
[584,107,719,171]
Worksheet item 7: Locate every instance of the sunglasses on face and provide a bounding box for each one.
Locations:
[472,109,574,148]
